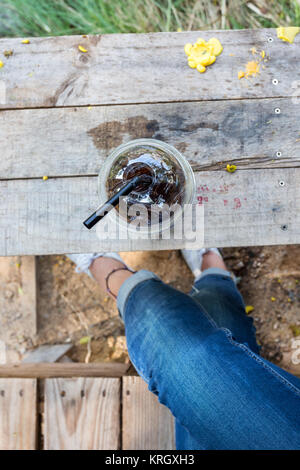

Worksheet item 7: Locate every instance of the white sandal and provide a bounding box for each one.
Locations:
[67,252,125,278]
[181,248,222,279]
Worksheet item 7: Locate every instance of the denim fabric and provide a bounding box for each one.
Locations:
[118,270,300,450]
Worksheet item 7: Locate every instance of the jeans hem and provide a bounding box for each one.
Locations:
[117,269,160,318]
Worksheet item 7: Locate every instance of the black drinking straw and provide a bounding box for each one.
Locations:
[83,174,152,230]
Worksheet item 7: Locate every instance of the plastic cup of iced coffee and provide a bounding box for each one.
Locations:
[97,138,196,236]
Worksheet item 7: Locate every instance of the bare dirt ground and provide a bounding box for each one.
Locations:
[0,247,299,376]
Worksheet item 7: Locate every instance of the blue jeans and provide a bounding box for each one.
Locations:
[117,268,300,450]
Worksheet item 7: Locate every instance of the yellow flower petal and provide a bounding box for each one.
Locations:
[277,26,300,44]
[188,59,197,69]
[271,296,276,302]
[238,70,245,79]
[196,38,206,46]
[245,61,260,77]
[43,176,48,181]
[78,45,88,53]
[184,37,223,74]
[245,305,254,314]
[0,61,3,68]
[21,39,30,44]
[196,63,206,73]
[184,43,192,55]
[226,164,237,173]
[207,37,223,56]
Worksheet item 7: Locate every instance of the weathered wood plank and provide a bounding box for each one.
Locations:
[122,377,175,450]
[0,29,298,109]
[44,378,120,449]
[0,362,132,378]
[0,378,37,449]
[0,97,298,179]
[0,168,297,255]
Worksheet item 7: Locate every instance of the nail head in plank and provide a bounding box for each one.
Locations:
[44,378,120,449]
[122,376,175,450]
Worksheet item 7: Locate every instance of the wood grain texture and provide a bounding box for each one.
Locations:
[0,362,132,378]
[0,97,298,179]
[0,168,297,255]
[20,255,37,337]
[0,378,37,449]
[122,376,175,450]
[44,378,120,450]
[0,29,298,109]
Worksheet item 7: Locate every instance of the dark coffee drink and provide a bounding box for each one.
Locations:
[106,146,185,224]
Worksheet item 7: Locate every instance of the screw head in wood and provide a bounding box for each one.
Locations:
[267,37,273,42]
[276,151,282,157]
[281,224,288,231]
[275,108,281,114]
[279,180,285,187]
[272,78,278,85]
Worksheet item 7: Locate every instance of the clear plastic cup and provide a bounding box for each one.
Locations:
[98,138,196,235]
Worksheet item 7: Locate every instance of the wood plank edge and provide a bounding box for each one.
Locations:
[0,362,136,378]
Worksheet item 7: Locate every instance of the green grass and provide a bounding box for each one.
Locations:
[0,0,300,37]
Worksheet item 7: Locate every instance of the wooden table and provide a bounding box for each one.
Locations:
[1,29,299,255]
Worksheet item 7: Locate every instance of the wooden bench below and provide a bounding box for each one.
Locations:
[0,376,175,450]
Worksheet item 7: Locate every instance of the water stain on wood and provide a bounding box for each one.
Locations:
[87,116,159,151]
